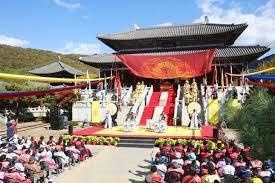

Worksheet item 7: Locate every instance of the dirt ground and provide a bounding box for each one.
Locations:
[0,121,67,139]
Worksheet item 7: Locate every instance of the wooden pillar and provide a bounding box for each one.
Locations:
[230,65,233,85]
[225,73,229,87]
[241,67,244,86]
[221,67,224,89]
[215,65,218,85]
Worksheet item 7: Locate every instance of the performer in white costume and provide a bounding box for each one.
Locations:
[124,112,137,132]
[104,110,113,128]
[181,98,190,127]
[153,112,167,133]
[190,109,199,128]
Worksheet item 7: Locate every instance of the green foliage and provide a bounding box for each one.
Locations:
[154,138,225,151]
[4,81,49,91]
[0,82,7,92]
[62,135,120,146]
[41,96,56,107]
[257,58,275,72]
[230,88,275,160]
[69,121,79,126]
[222,98,241,128]
[18,110,35,122]
[0,44,97,75]
[48,105,62,130]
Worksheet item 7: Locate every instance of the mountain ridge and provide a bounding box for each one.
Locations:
[0,44,98,75]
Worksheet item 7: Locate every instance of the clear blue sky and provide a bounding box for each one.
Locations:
[0,0,273,54]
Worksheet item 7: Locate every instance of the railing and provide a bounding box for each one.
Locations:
[146,85,153,105]
[136,100,145,124]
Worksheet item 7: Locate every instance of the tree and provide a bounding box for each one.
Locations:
[229,88,275,160]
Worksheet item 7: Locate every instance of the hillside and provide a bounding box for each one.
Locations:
[0,44,98,75]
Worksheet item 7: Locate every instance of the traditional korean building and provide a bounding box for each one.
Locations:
[29,61,84,78]
[80,22,270,86]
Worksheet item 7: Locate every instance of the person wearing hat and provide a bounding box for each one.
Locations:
[250,168,264,183]
[259,161,273,183]
[156,163,167,182]
[24,157,44,183]
[222,157,242,183]
[181,162,201,183]
[171,152,184,168]
[155,155,169,165]
[165,162,184,183]
[222,157,235,176]
[237,165,252,183]
[145,165,162,183]
[204,161,221,183]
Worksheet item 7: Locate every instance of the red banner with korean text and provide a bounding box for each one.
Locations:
[117,49,216,79]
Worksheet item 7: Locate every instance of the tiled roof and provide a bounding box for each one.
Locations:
[79,46,270,64]
[29,61,84,76]
[79,54,117,64]
[97,23,248,40]
[215,46,270,58]
[248,54,275,68]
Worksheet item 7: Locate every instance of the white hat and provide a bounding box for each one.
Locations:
[15,163,25,172]
[157,164,167,174]
[175,152,181,159]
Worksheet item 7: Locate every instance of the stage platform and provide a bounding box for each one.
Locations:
[73,126,214,139]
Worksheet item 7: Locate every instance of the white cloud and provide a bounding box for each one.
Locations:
[0,34,29,47]
[133,24,140,29]
[194,0,275,48]
[155,22,173,27]
[60,42,102,55]
[52,0,81,10]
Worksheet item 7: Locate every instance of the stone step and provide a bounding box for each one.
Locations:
[118,142,154,148]
[118,137,155,148]
[119,138,155,144]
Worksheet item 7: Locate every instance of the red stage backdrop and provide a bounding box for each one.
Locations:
[117,49,216,79]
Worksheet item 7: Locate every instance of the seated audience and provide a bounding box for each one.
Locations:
[0,135,93,183]
[146,140,274,183]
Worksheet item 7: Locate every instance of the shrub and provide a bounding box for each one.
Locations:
[62,135,120,146]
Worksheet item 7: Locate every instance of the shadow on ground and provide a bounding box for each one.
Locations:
[128,159,151,183]
[128,179,144,183]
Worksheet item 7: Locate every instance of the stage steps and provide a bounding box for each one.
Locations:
[118,137,155,148]
[139,92,161,126]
